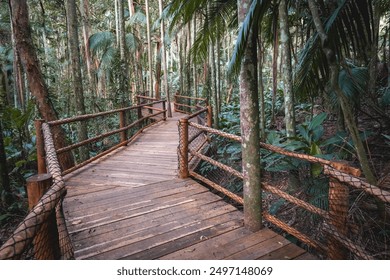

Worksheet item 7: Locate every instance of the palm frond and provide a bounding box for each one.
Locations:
[294,0,376,101]
[125,33,139,52]
[189,0,237,65]
[167,0,209,32]
[89,31,115,57]
[129,10,146,26]
[228,0,272,78]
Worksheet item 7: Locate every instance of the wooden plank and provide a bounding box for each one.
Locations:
[257,243,306,260]
[159,227,251,260]
[224,234,290,260]
[64,180,204,211]
[124,219,244,260]
[293,252,318,260]
[194,229,278,260]
[66,189,217,232]
[82,210,243,259]
[71,199,234,253]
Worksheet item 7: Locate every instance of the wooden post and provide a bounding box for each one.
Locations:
[138,106,143,130]
[173,95,177,112]
[34,120,46,174]
[162,101,167,121]
[328,177,349,259]
[119,110,127,144]
[207,105,213,127]
[26,174,60,259]
[178,118,189,178]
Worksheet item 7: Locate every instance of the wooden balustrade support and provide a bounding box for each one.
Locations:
[26,174,60,260]
[119,111,127,144]
[137,106,143,130]
[207,105,213,127]
[162,101,167,120]
[178,118,189,178]
[34,119,46,174]
[327,177,349,259]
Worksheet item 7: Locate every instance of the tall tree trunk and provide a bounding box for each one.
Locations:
[308,0,376,185]
[186,22,192,96]
[193,16,198,98]
[66,0,89,162]
[158,0,172,116]
[10,18,24,110]
[257,32,266,141]
[237,0,262,232]
[279,0,295,137]
[80,0,96,98]
[210,41,219,127]
[279,0,299,190]
[0,122,11,207]
[145,0,153,97]
[117,0,129,106]
[272,14,279,124]
[9,0,74,171]
[154,41,162,99]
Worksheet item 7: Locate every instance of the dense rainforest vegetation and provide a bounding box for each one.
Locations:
[1,0,390,255]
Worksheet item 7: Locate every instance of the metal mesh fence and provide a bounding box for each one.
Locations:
[178,119,390,260]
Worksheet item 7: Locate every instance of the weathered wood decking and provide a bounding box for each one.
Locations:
[62,112,314,260]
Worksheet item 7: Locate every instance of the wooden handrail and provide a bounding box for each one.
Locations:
[174,94,207,102]
[48,101,163,126]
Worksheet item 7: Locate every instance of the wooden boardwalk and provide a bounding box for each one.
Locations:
[62,113,315,260]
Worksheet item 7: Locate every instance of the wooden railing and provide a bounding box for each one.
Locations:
[178,116,390,260]
[0,100,167,259]
[174,94,209,115]
[42,100,167,176]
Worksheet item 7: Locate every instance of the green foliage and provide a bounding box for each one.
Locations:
[262,113,348,175]
[379,87,390,106]
[0,103,36,225]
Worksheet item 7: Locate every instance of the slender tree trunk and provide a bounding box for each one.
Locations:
[155,41,162,99]
[211,41,219,127]
[308,0,376,185]
[115,0,119,46]
[80,0,96,97]
[257,32,266,141]
[66,0,89,162]
[367,3,380,101]
[0,122,11,207]
[237,0,262,232]
[9,0,74,170]
[279,0,295,137]
[145,0,153,97]
[158,0,172,116]
[272,16,279,124]
[193,16,198,98]
[216,35,221,111]
[117,0,129,106]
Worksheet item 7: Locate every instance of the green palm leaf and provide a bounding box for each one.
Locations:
[228,0,272,78]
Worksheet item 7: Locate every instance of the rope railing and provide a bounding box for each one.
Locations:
[0,123,69,259]
[178,120,390,259]
[0,99,168,259]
